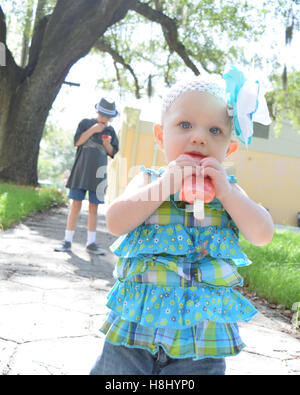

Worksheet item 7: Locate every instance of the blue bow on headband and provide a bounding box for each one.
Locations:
[223,66,271,148]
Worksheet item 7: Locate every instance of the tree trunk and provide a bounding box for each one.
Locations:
[0,69,62,185]
[0,0,130,185]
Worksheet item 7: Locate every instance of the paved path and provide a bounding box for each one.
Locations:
[0,204,299,375]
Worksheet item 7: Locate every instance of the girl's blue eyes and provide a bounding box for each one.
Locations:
[209,127,221,135]
[180,121,192,129]
[179,122,221,135]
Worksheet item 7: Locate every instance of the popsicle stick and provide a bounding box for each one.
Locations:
[193,199,204,220]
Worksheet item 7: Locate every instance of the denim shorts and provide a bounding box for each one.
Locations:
[68,188,103,204]
[90,341,226,375]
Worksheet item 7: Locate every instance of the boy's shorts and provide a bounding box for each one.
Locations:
[68,188,103,205]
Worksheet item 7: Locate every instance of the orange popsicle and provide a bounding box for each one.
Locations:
[179,153,215,220]
[179,174,215,204]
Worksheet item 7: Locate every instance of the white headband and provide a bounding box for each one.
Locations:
[161,76,227,122]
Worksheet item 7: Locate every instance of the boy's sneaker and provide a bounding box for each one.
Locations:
[86,243,106,255]
[54,240,72,252]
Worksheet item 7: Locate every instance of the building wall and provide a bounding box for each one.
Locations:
[107,107,300,226]
[228,150,300,226]
[232,117,300,226]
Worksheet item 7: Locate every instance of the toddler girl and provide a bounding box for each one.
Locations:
[90,66,274,375]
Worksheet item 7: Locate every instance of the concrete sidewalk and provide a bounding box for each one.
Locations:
[0,204,299,375]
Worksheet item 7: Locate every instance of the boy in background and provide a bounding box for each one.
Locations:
[55,98,119,255]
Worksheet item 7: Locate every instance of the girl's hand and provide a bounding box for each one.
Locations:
[199,157,233,201]
[161,154,202,196]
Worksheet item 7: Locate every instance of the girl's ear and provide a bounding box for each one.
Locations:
[153,124,164,150]
[226,140,238,157]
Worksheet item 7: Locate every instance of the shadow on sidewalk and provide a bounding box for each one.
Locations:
[0,205,118,288]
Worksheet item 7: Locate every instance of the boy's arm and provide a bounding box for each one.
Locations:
[102,136,114,157]
[75,123,104,147]
[220,184,274,246]
[106,128,119,158]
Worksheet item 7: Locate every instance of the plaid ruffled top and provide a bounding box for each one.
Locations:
[100,166,257,360]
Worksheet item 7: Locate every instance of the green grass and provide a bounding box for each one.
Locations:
[239,229,300,310]
[0,182,67,230]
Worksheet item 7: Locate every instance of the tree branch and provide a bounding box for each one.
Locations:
[26,14,50,76]
[42,0,129,62]
[27,0,50,72]
[0,6,7,45]
[32,0,48,33]
[106,0,133,29]
[20,1,35,68]
[25,0,131,90]
[164,53,172,86]
[128,0,200,76]
[94,38,141,99]
[0,6,21,75]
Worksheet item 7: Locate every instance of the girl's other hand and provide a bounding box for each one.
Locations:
[161,154,202,196]
[199,157,232,201]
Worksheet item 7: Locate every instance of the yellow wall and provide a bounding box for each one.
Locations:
[229,150,300,226]
[107,107,300,226]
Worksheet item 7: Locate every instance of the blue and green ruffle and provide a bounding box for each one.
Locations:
[114,254,245,288]
[110,224,251,265]
[100,310,246,360]
[106,280,258,330]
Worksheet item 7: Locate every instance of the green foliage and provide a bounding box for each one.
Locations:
[266,70,300,134]
[2,0,57,65]
[96,0,266,97]
[0,182,66,229]
[38,122,75,183]
[238,229,300,310]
